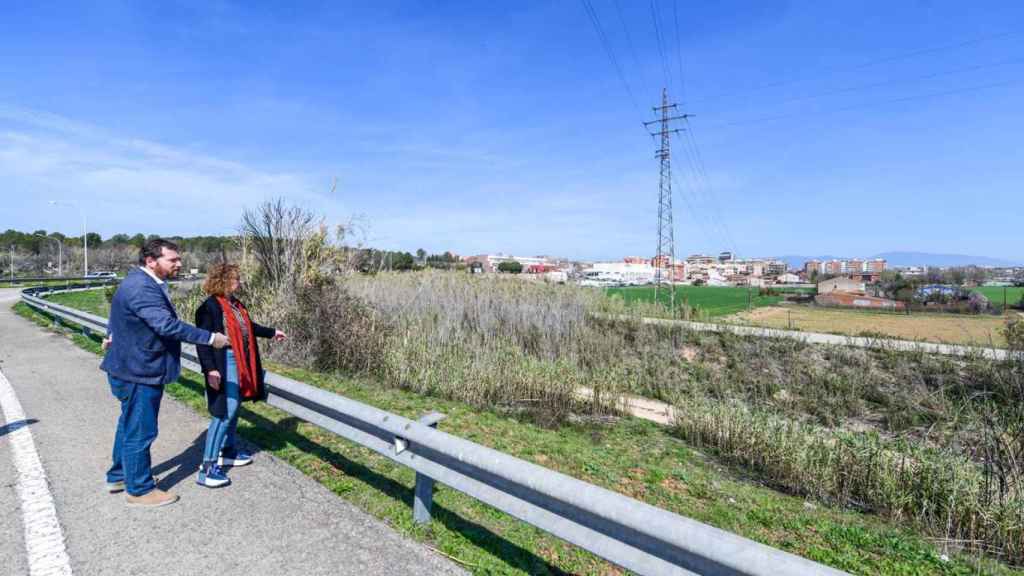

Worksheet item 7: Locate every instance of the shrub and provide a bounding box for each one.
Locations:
[497,260,523,274]
[272,277,389,374]
[343,271,605,420]
[672,397,1024,563]
[968,291,990,314]
[103,282,119,304]
[1004,316,1024,351]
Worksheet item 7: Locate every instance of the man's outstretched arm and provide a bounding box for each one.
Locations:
[130,285,226,346]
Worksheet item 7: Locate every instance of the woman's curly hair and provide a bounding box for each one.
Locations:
[203,263,240,297]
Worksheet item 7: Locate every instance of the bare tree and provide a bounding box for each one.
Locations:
[239,199,321,289]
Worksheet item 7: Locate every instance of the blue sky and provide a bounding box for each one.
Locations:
[1,1,1021,261]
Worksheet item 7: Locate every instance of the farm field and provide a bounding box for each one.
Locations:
[975,286,1024,308]
[605,285,783,317]
[730,305,1011,347]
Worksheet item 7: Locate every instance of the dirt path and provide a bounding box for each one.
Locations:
[575,386,676,425]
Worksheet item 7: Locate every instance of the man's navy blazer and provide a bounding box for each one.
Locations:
[100,268,212,386]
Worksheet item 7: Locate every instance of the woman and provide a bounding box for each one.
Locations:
[194,263,285,487]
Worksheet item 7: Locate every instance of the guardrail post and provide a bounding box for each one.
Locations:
[413,411,446,524]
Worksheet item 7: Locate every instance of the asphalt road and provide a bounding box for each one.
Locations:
[0,288,466,576]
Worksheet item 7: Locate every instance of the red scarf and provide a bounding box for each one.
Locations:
[216,296,259,399]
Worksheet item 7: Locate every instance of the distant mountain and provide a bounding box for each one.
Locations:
[776,252,1021,269]
[872,252,1021,268]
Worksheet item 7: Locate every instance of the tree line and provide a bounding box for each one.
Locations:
[0,227,465,278]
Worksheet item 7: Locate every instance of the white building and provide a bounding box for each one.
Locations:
[465,254,556,273]
[582,262,658,286]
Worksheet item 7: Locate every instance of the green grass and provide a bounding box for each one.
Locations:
[13,299,1022,575]
[975,287,1024,309]
[45,289,110,317]
[606,285,784,317]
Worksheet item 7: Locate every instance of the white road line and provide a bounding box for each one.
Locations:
[0,368,73,576]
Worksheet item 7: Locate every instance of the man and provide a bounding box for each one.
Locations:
[100,238,229,507]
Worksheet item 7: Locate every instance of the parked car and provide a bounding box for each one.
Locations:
[85,271,118,279]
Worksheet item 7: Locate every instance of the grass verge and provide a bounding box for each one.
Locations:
[11,300,1023,575]
[45,289,110,317]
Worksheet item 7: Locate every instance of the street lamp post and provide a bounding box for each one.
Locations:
[35,233,62,276]
[48,201,87,277]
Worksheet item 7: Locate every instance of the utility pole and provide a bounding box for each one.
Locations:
[643,88,691,315]
[49,200,88,277]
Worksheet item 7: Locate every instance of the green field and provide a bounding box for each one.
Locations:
[975,286,1024,308]
[606,285,784,317]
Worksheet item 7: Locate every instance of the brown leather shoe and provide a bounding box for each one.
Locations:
[125,488,179,508]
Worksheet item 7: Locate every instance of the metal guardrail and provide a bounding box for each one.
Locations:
[3,276,118,284]
[20,285,847,576]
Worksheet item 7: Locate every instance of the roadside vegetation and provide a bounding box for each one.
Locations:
[29,200,1024,572]
[13,298,1019,575]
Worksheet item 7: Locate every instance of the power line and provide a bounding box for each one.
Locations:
[690,28,1023,103]
[648,0,674,94]
[580,0,640,112]
[671,172,718,255]
[668,118,734,256]
[613,0,651,101]
[681,121,738,254]
[651,1,732,256]
[660,0,735,256]
[717,56,1024,112]
[580,3,737,261]
[708,76,1024,130]
[671,0,688,103]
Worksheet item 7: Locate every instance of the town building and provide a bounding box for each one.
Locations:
[804,258,887,277]
[686,254,716,266]
[583,261,656,285]
[817,277,866,294]
[463,254,558,273]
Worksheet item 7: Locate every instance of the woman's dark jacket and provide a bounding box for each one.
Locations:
[194,295,276,418]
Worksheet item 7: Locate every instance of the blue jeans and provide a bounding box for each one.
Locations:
[202,350,240,464]
[106,375,164,496]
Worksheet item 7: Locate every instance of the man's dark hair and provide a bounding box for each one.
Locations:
[138,238,180,265]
